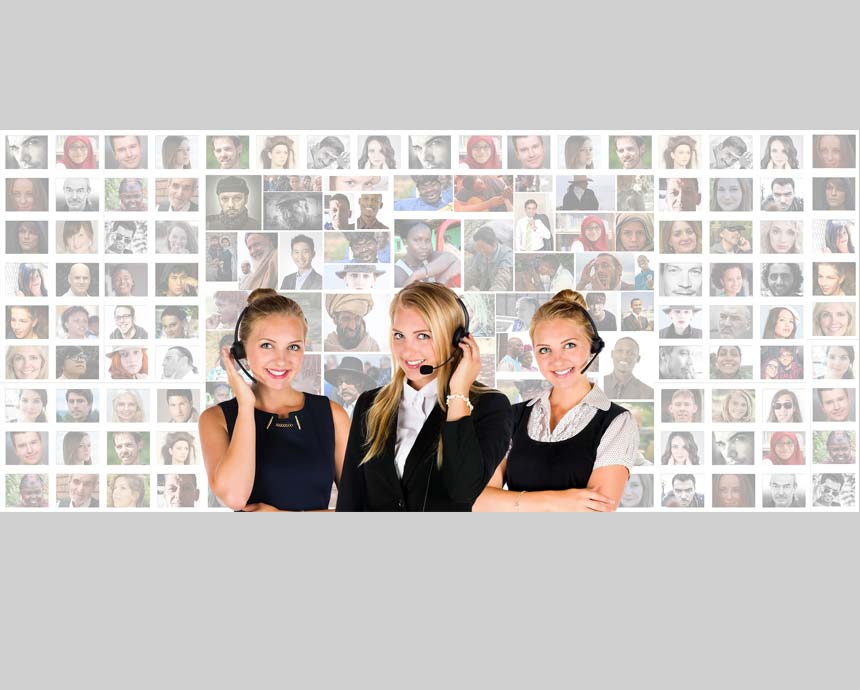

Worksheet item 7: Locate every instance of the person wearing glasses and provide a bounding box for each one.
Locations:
[108,305,148,340]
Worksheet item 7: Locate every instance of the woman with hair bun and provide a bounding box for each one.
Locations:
[199,288,350,511]
[474,289,638,512]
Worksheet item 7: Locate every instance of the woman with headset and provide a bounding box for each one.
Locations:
[336,282,512,511]
[474,290,639,512]
[199,289,351,511]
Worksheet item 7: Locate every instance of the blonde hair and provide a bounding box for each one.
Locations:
[528,289,596,348]
[813,302,855,337]
[111,389,145,423]
[239,288,308,342]
[361,282,491,468]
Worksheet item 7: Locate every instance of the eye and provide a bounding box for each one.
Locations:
[288,344,302,352]
[392,332,403,340]
[564,342,576,349]
[417,333,430,340]
[537,347,549,355]
[260,342,272,349]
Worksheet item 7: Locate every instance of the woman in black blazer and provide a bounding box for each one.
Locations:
[336,283,512,511]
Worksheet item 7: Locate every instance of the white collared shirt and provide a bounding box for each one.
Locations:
[525,384,640,469]
[394,379,439,479]
[294,268,312,290]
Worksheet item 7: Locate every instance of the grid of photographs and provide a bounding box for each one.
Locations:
[2,131,857,510]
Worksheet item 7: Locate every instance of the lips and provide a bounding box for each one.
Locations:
[265,368,290,380]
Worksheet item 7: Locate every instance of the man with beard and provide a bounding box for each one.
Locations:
[324,294,380,352]
[761,178,803,211]
[662,474,703,508]
[393,222,458,288]
[763,474,803,508]
[238,232,278,290]
[58,473,99,508]
[576,253,633,291]
[281,234,322,289]
[117,178,146,212]
[324,356,376,418]
[713,431,754,465]
[158,178,198,212]
[206,176,260,230]
[112,431,145,465]
[659,306,702,338]
[394,175,454,211]
[604,337,653,399]
[612,135,648,169]
[162,346,198,381]
[210,136,244,169]
[761,262,802,297]
[276,195,314,230]
[356,193,388,230]
[6,135,47,169]
[58,178,96,212]
[659,345,698,380]
[710,305,752,339]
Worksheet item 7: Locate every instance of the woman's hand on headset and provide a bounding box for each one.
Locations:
[448,334,481,395]
[223,346,256,410]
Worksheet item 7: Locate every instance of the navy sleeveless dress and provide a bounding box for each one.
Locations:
[505,401,627,491]
[219,393,335,511]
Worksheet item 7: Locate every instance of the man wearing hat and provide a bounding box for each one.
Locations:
[561,175,599,211]
[324,356,376,418]
[206,176,260,230]
[336,264,385,291]
[659,306,702,338]
[324,294,380,352]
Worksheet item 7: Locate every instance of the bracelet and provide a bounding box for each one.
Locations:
[445,393,473,413]
[513,490,526,512]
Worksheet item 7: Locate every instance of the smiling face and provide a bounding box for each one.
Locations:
[727,392,749,421]
[720,267,744,296]
[621,475,644,507]
[112,136,143,168]
[391,306,439,389]
[514,135,545,169]
[669,435,690,463]
[67,264,92,296]
[12,347,44,379]
[772,308,796,338]
[820,389,850,422]
[13,432,43,464]
[532,318,593,387]
[212,137,242,169]
[111,476,140,507]
[112,269,134,296]
[715,346,741,375]
[243,314,306,389]
[65,310,89,339]
[167,179,195,209]
[770,393,795,423]
[68,474,96,506]
[773,435,796,462]
[825,347,852,378]
[17,390,44,422]
[668,221,697,253]
[115,393,140,423]
[615,137,644,169]
[817,305,851,336]
[113,433,142,465]
[668,392,697,422]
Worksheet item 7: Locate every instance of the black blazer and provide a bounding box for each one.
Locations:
[336,384,512,511]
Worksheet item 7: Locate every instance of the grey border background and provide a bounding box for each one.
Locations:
[3,1,858,686]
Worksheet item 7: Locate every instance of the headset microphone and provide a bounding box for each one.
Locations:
[229,306,257,383]
[418,297,470,376]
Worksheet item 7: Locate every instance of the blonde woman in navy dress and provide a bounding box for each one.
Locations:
[474,290,639,512]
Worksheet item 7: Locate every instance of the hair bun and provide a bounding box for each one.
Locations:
[552,289,587,309]
[247,288,277,305]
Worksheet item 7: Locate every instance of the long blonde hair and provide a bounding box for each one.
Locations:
[361,283,491,468]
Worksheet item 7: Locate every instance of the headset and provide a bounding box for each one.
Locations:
[229,306,256,382]
[574,303,605,374]
[418,297,470,376]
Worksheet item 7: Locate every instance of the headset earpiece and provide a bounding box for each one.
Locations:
[230,305,256,382]
[453,296,470,348]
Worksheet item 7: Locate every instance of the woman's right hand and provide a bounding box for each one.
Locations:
[223,346,256,410]
[555,488,616,512]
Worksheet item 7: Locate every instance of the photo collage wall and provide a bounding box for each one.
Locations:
[2,130,857,510]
